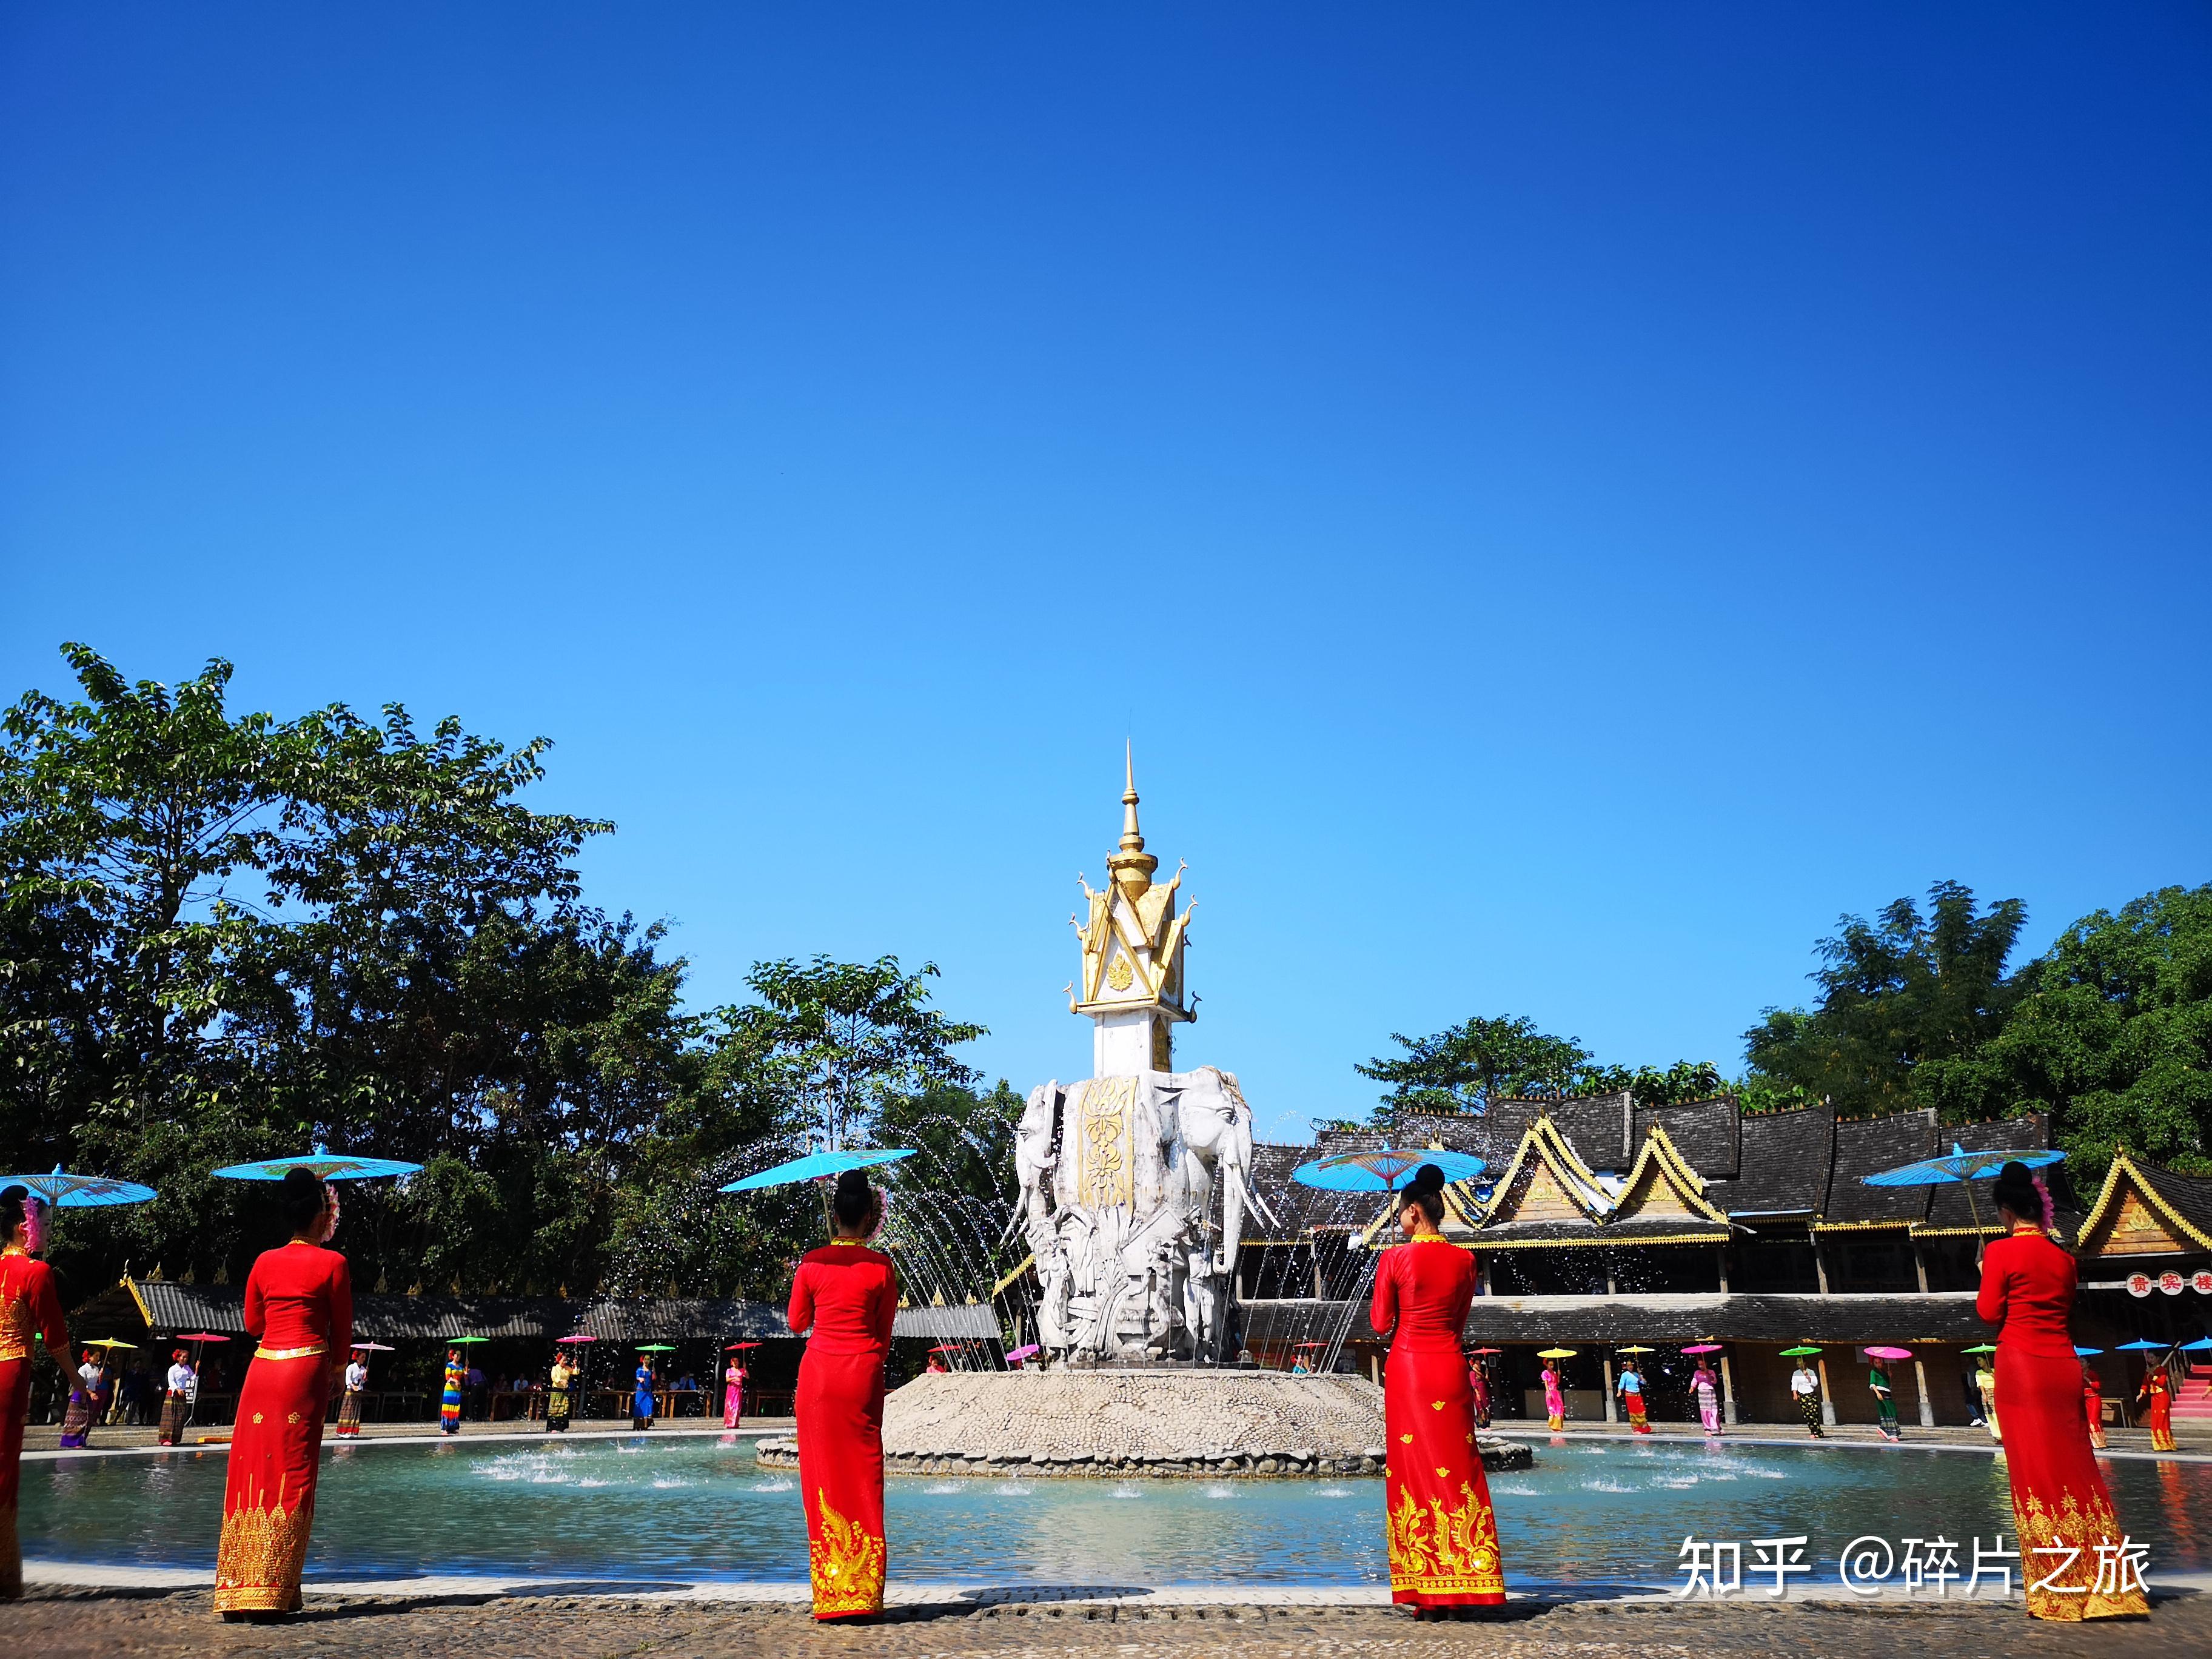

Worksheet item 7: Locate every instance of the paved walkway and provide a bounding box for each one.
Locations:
[1486,1421,2212,1463]
[11,1583,2205,1659]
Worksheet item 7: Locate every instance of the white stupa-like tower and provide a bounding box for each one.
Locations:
[1013,752,1271,1364]
[1068,747,1195,1076]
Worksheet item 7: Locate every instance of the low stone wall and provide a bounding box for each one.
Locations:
[752,1369,1533,1478]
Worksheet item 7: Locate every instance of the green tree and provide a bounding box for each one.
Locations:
[1743,880,2025,1121]
[1985,885,2212,1180]
[1355,1015,1598,1122]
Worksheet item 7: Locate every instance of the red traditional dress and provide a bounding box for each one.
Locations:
[2083,1373,2106,1450]
[1977,1222,2146,1620]
[1370,1232,1505,1609]
[2138,1368,2175,1453]
[786,1238,897,1621]
[213,1240,352,1615]
[1,1245,70,1601]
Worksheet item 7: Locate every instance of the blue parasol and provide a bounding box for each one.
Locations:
[1291,1148,1486,1192]
[212,1145,423,1181]
[2114,1339,2167,1352]
[2074,1346,2103,1356]
[2180,1338,2212,1352]
[1862,1143,2065,1227]
[0,1166,156,1207]
[720,1148,917,1193]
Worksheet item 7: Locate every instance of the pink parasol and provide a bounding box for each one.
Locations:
[1682,1343,1724,1354]
[350,1341,395,1352]
[1005,1344,1041,1362]
[553,1334,597,1344]
[1865,1346,1914,1361]
[176,1332,232,1343]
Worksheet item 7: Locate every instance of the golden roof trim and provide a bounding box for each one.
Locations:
[2073,1148,2212,1256]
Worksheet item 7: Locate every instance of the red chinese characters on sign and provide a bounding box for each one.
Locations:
[2159,1270,2185,1296]
[2126,1273,2153,1298]
[2193,1270,2212,1296]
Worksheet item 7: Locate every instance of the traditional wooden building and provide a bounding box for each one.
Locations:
[1237,1093,2212,1431]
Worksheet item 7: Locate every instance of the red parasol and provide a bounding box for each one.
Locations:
[928,1345,965,1354]
[724,1341,762,1350]
[176,1332,232,1343]
[1467,1347,1502,1356]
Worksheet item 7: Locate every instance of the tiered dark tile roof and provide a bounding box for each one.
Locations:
[1701,1102,1835,1218]
[1632,1097,1740,1181]
[1822,1111,1941,1224]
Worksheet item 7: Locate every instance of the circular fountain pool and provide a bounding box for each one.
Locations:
[22,1435,2212,1590]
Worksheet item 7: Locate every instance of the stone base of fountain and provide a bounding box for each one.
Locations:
[751,1370,1535,1478]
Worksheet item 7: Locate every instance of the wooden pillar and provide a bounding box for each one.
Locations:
[1603,1355,1618,1423]
[1369,1351,1381,1387]
[1912,1238,1930,1294]
[1716,1245,1729,1293]
[1312,1240,1324,1300]
[1720,1351,1738,1426]
[1812,1230,1831,1295]
[1913,1356,1936,1427]
[1816,1355,1837,1427]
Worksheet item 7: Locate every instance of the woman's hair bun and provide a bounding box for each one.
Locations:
[833,1167,877,1228]
[1991,1159,2042,1215]
[1409,1163,1447,1196]
[277,1165,327,1232]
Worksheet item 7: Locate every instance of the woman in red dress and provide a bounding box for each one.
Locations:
[1,1184,73,1601]
[2082,1367,2107,1450]
[2137,1364,2176,1453]
[785,1170,897,1621]
[214,1169,353,1620]
[1976,1161,2146,1621]
[1369,1165,1506,1615]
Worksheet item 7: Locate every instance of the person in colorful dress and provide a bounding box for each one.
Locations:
[1789,1359,1824,1437]
[1616,1360,1652,1434]
[631,1359,657,1430]
[546,1353,575,1433]
[337,1349,368,1439]
[1466,1354,1491,1430]
[2,1184,74,1601]
[1977,1160,2147,1620]
[58,1350,99,1449]
[786,1169,899,1622]
[159,1350,195,1446]
[1868,1361,1902,1441]
[1691,1358,1722,1436]
[1540,1362,1565,1432]
[2082,1365,2105,1450]
[2136,1361,2176,1453]
[1974,1356,2001,1440]
[1369,1165,1506,1616]
[439,1350,464,1435]
[214,1168,352,1620]
[723,1356,748,1429]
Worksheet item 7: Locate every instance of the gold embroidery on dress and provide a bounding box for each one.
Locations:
[1386,1481,1505,1597]
[2010,1486,2149,1620]
[0,1289,32,1364]
[808,1490,886,1616]
[212,1475,315,1614]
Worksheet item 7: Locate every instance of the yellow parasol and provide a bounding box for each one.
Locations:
[1538,1347,1577,1359]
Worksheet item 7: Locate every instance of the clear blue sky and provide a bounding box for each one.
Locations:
[4,7,2207,1143]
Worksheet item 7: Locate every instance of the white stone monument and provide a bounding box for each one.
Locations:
[1011,752,1278,1364]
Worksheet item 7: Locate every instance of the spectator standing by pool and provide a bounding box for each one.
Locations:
[1789,1358,1823,1437]
[1,1184,73,1601]
[786,1170,897,1621]
[212,1168,352,1620]
[1977,1159,2147,1620]
[159,1350,195,1446]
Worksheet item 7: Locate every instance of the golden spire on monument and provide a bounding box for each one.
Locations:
[1072,743,1193,1074]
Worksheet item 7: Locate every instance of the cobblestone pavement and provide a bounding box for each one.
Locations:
[10,1588,2204,1659]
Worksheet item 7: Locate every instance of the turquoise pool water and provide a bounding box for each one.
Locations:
[22,1434,2212,1589]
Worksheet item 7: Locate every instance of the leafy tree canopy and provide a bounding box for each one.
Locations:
[1742,880,2025,1121]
